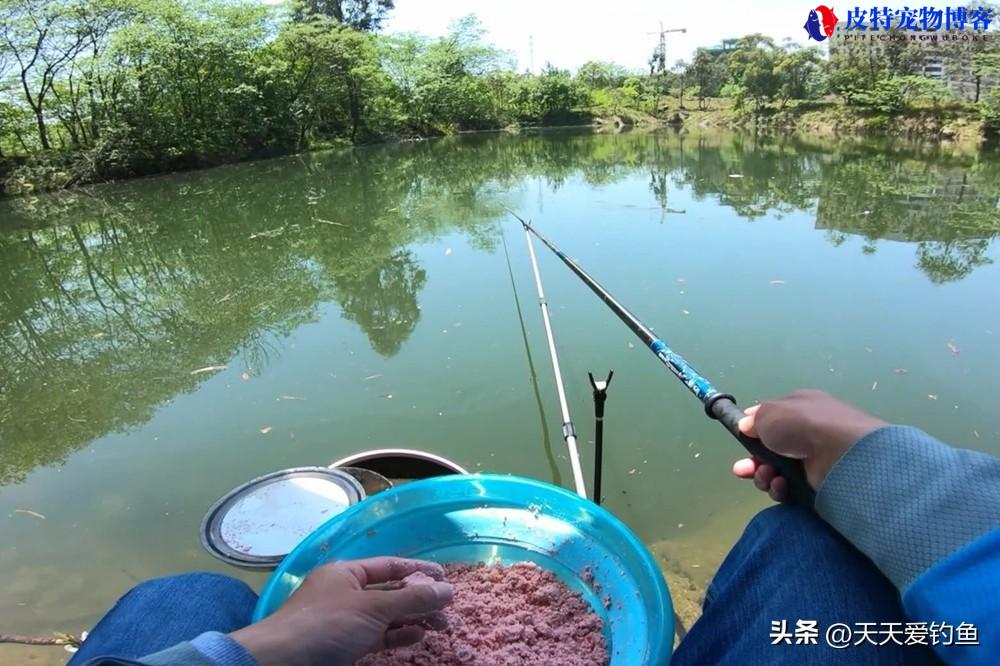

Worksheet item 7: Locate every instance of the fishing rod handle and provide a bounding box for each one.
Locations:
[709,396,817,508]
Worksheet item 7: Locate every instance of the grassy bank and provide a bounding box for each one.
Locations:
[625,97,993,147]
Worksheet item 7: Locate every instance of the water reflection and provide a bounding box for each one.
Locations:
[1,130,998,486]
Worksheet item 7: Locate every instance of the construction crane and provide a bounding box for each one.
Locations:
[647,21,687,75]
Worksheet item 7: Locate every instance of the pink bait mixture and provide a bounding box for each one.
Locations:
[356,562,608,666]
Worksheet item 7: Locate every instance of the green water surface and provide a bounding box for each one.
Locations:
[2,129,999,645]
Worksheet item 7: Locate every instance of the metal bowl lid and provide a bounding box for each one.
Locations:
[201,467,365,569]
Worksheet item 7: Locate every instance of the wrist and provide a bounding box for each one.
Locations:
[808,417,886,487]
[230,623,299,666]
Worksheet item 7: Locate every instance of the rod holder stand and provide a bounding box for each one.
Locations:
[588,370,614,505]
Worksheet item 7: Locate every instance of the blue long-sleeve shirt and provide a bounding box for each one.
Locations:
[816,425,1000,663]
[84,425,1000,665]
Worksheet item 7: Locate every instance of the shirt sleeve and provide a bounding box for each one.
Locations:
[815,424,1000,664]
[82,632,261,666]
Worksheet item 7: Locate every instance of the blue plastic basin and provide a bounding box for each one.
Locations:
[253,474,673,665]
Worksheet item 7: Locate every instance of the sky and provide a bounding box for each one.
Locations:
[383,0,825,72]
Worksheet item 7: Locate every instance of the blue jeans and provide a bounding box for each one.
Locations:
[68,573,258,665]
[70,506,939,665]
[671,505,939,665]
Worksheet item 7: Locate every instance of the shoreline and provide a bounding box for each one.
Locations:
[2,102,995,201]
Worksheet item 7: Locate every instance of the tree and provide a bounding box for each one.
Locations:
[882,28,925,76]
[731,47,780,111]
[688,49,724,109]
[293,0,394,31]
[775,47,822,107]
[723,35,782,111]
[0,0,90,149]
[673,59,689,108]
[533,64,585,122]
[982,88,1000,128]
[379,15,512,132]
[269,17,390,143]
[576,61,627,89]
[971,52,1000,104]
[827,40,891,105]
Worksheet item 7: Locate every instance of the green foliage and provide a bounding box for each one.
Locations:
[855,76,952,114]
[576,61,628,89]
[688,49,725,108]
[718,36,790,111]
[293,0,395,31]
[972,53,1000,105]
[775,48,823,106]
[982,89,1000,128]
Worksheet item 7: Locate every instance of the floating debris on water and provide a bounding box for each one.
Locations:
[315,218,346,227]
[676,278,687,284]
[382,394,393,399]
[240,372,250,381]
[973,430,980,439]
[893,368,909,375]
[681,309,690,315]
[728,174,744,178]
[694,452,701,459]
[14,509,46,520]
[872,381,878,391]
[946,342,960,356]
[190,365,226,375]
[927,394,938,401]
[769,280,786,286]
[677,523,684,528]
[363,374,382,381]
[628,468,637,475]
[259,426,273,434]
[278,395,306,401]
[444,248,453,256]
[627,342,634,349]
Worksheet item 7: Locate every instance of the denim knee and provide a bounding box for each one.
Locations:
[117,572,257,610]
[745,504,827,541]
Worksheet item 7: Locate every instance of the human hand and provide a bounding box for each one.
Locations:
[732,389,886,502]
[230,557,453,666]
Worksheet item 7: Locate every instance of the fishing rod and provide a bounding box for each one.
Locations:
[499,224,564,488]
[507,211,815,507]
[521,224,589,497]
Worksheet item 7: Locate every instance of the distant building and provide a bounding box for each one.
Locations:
[704,38,740,57]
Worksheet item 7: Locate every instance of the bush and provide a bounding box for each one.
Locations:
[981,89,1000,129]
[855,76,951,114]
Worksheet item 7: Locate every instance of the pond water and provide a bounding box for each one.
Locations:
[2,129,999,655]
